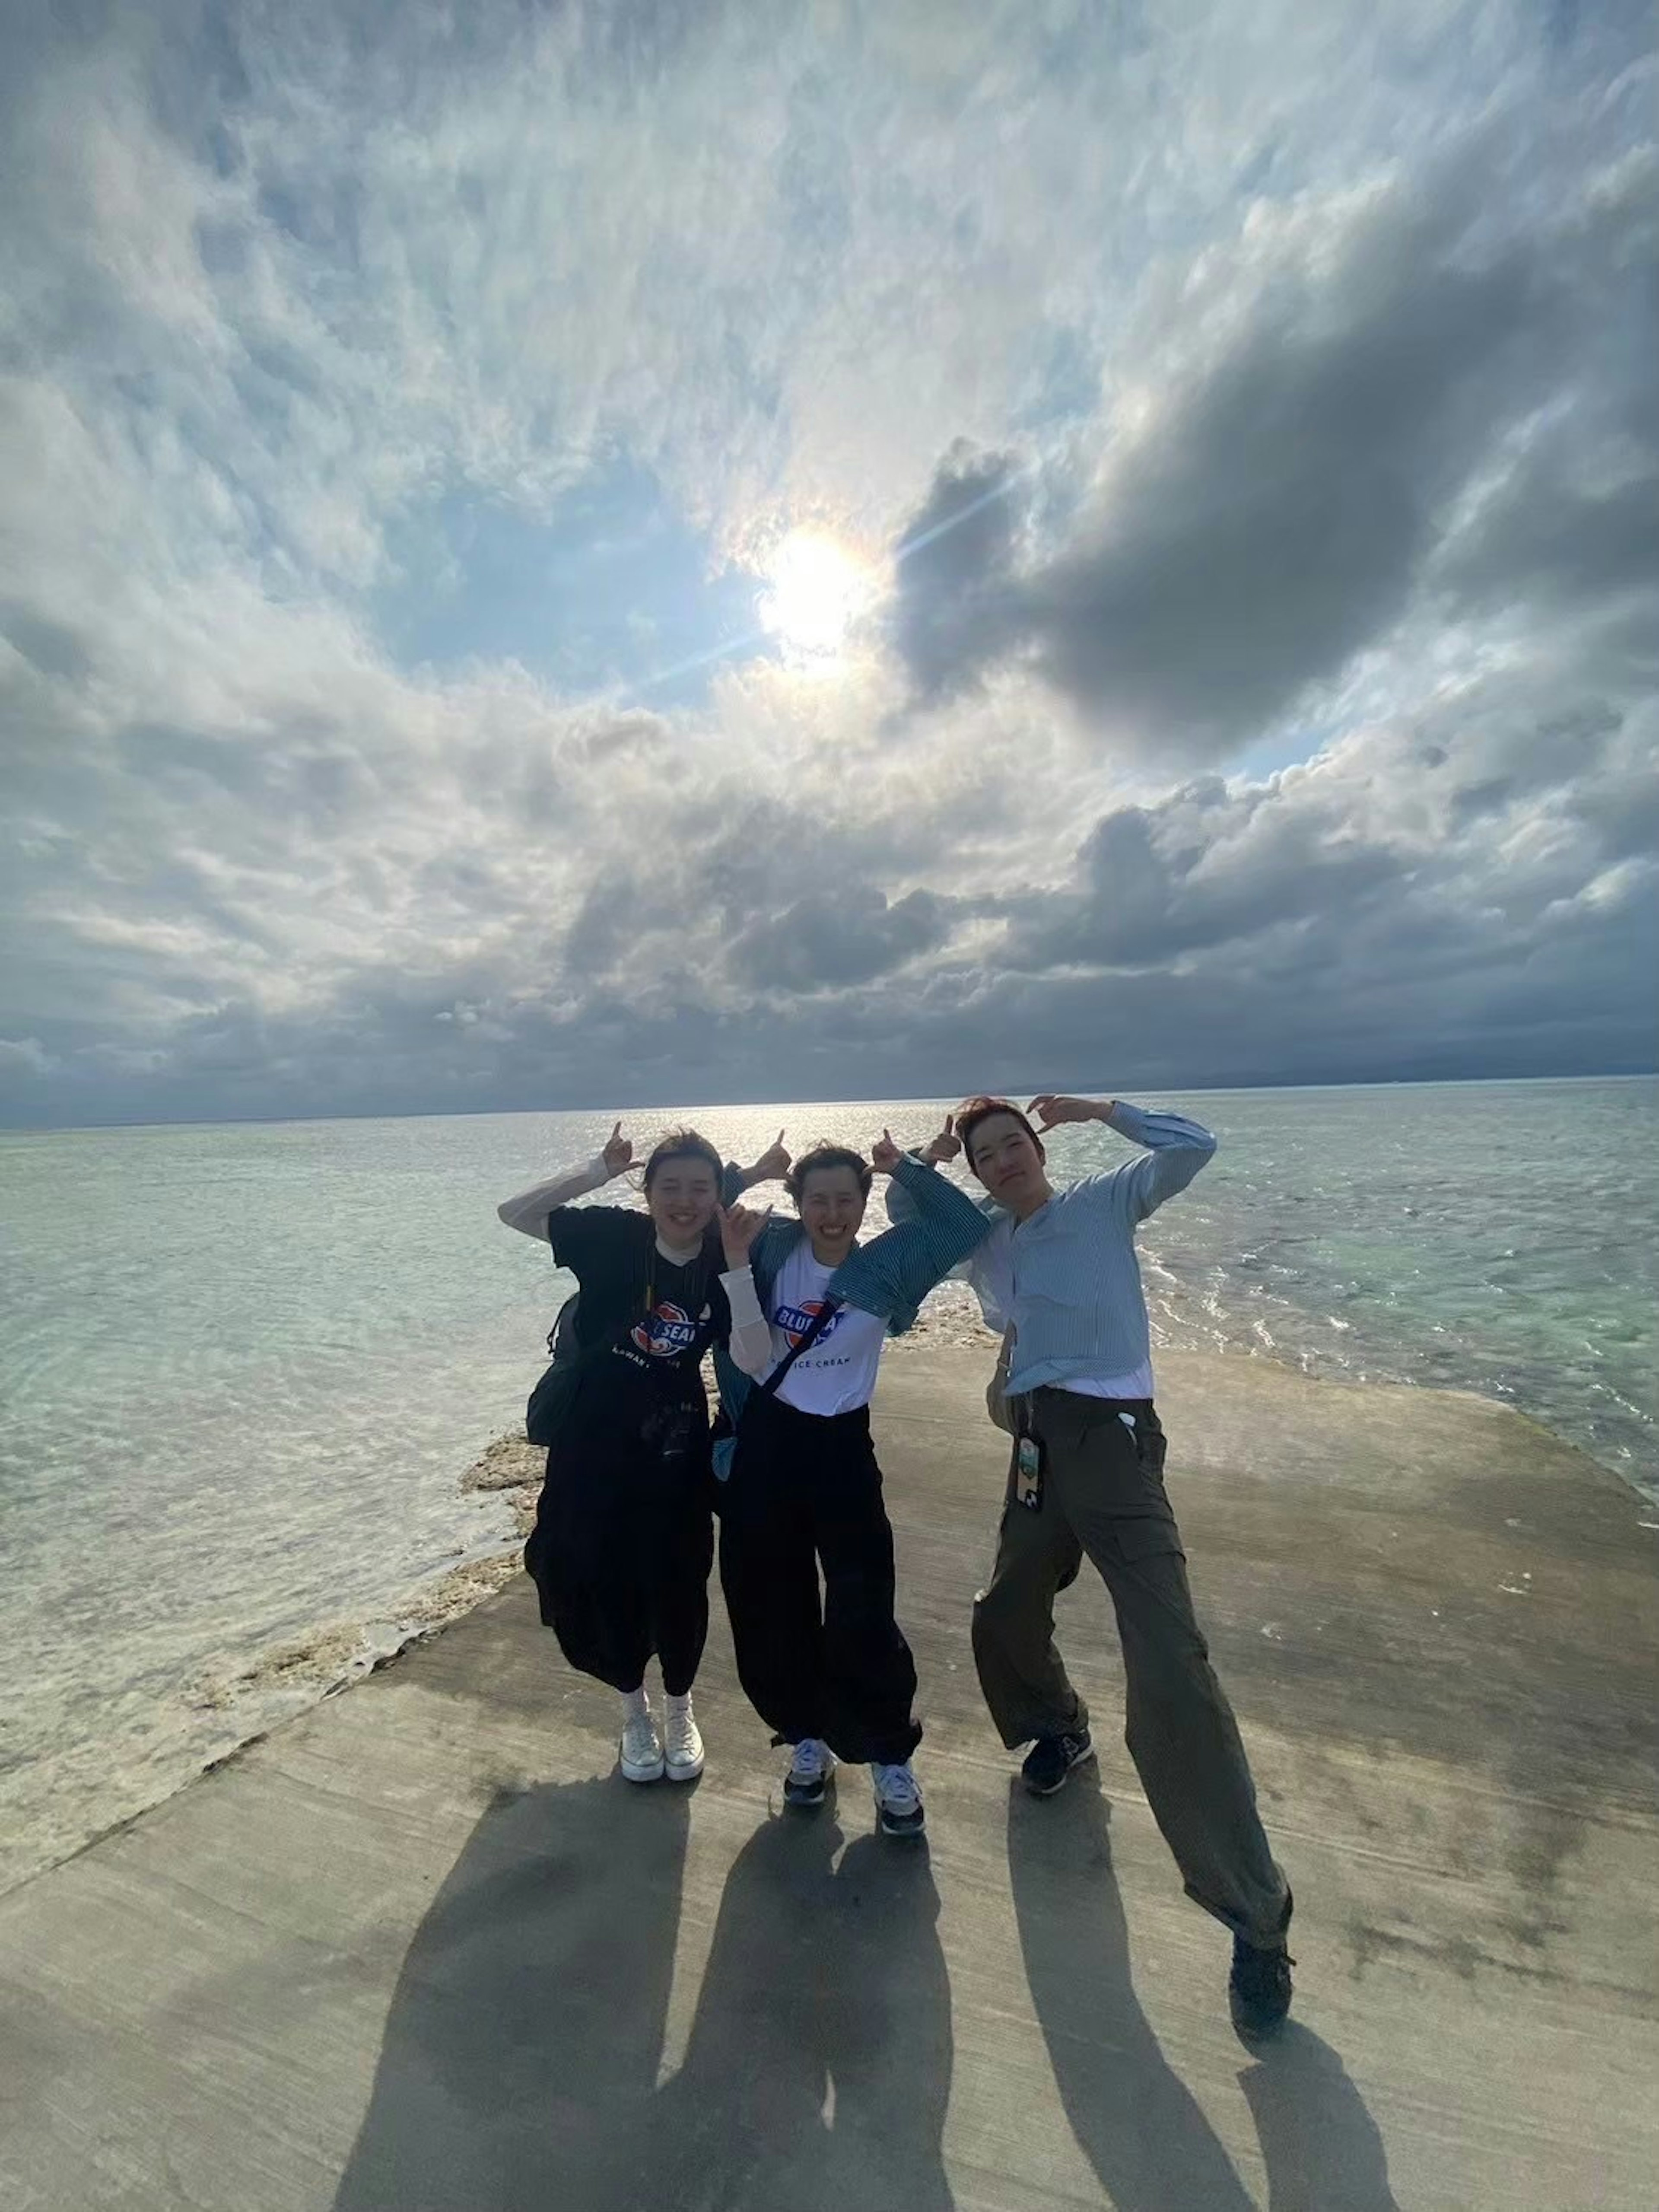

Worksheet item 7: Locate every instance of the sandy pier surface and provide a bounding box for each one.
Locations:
[3,1345,1656,2210]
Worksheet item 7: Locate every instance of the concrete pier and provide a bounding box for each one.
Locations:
[3,1347,1656,2209]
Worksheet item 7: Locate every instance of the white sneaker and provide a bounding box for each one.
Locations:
[783,1737,836,1809]
[619,1711,665,1784]
[871,1760,926,1838]
[663,1694,705,1782]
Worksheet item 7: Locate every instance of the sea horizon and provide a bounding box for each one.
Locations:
[5,1065,1656,1139]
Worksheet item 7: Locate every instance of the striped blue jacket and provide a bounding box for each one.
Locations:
[711,1152,993,1476]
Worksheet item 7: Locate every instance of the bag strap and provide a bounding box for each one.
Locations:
[758,1298,842,1400]
[550,1253,660,1362]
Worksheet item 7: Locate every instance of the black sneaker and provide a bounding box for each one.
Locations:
[1020,1728,1096,1796]
[1229,1935,1295,2038]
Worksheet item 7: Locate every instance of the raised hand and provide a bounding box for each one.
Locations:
[922,1113,961,1164]
[1028,1094,1109,1131]
[747,1129,791,1185]
[870,1127,904,1174]
[601,1120,634,1177]
[718,1200,772,1268]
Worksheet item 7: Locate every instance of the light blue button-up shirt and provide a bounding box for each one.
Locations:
[966,1102,1217,1397]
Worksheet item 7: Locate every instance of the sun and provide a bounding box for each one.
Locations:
[758,530,870,659]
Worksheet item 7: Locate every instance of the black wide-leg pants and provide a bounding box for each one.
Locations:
[718,1391,922,1766]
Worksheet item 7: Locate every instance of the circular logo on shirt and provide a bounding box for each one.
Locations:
[775,1299,844,1351]
[631,1301,706,1357]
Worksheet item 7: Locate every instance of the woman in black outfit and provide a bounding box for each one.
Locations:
[497,1123,784,1783]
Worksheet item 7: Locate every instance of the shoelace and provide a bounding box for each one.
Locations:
[872,1762,920,1811]
[664,1703,699,1757]
[791,1738,831,1779]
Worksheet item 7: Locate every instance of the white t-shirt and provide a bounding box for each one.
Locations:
[762,1245,887,1417]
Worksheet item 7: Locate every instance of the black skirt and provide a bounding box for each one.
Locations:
[524,1366,715,1695]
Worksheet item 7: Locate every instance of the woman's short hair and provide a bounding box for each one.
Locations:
[786,1143,872,1203]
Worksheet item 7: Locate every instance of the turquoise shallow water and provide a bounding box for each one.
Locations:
[1,1076,1653,1888]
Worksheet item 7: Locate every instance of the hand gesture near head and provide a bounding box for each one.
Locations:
[1028,1095,1109,1132]
[922,1113,961,1165]
[749,1129,792,1184]
[718,1200,772,1269]
[601,1120,634,1178]
[870,1128,904,1174]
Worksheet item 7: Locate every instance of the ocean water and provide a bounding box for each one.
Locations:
[2,1076,1654,1892]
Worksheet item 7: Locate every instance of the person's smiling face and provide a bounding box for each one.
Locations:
[645,1159,719,1246]
[797,1164,867,1260]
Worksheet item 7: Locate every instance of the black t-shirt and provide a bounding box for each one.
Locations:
[547,1205,728,1408]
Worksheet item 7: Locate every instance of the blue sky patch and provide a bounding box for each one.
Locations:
[372,455,772,704]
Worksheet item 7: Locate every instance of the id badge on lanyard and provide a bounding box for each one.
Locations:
[1012,1400,1044,1512]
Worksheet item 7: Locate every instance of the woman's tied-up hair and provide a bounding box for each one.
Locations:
[786,1143,873,1203]
[641,1127,724,1190]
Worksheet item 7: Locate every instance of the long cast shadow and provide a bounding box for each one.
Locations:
[1011,1769,1397,2211]
[333,1773,690,2212]
[333,1780,953,2212]
[652,1813,955,2211]
[1009,1769,1258,2210]
[1238,2027,1400,2212]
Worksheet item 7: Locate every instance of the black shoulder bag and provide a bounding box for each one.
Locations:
[525,1293,585,1448]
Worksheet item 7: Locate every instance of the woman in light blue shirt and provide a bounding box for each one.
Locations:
[939,1091,1296,2039]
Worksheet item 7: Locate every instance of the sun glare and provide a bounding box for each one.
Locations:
[759,531,869,659]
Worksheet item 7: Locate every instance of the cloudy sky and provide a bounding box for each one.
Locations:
[2,0,1654,1127]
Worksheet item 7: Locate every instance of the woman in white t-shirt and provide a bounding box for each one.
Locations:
[719,1130,968,1837]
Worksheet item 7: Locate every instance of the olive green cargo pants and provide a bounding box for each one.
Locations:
[973,1382,1290,1950]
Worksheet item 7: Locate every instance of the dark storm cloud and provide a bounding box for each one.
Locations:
[888,446,1024,701]
[978,685,1657,1087]
[20,652,1651,1129]
[1439,464,1659,614]
[890,144,1659,761]
[559,787,969,989]
[727,886,953,992]
[1001,683,1652,980]
[1002,786,1402,972]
